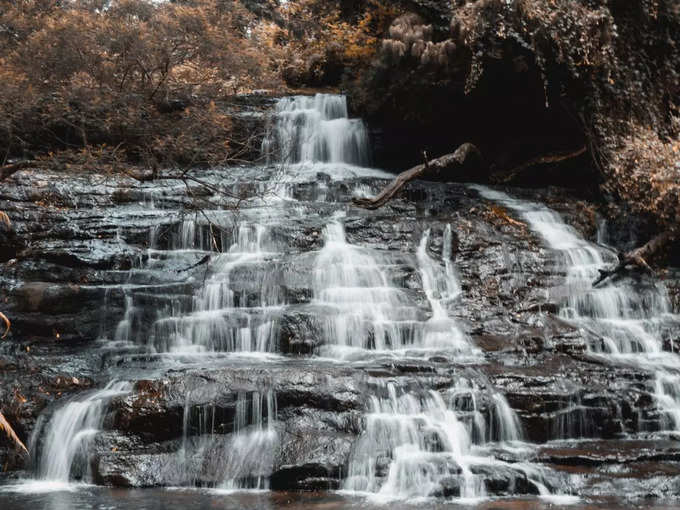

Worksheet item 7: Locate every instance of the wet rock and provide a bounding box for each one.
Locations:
[0,217,21,262]
[538,440,680,466]
[271,426,352,491]
[279,306,325,354]
[471,464,539,495]
[2,145,680,499]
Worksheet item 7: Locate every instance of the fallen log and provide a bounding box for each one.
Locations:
[353,143,482,210]
[353,143,588,210]
[593,230,674,286]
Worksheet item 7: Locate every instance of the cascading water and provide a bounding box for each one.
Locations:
[343,382,483,500]
[471,185,680,434]
[33,381,131,483]
[313,220,421,352]
[27,94,376,490]
[170,390,278,489]
[312,223,477,357]
[148,222,284,354]
[19,95,584,502]
[416,228,476,353]
[263,94,370,166]
[343,379,561,501]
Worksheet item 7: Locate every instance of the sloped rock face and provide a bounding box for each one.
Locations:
[1,154,680,499]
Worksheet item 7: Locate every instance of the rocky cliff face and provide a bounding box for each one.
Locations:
[2,151,680,498]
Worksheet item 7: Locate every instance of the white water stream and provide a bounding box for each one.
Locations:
[33,381,132,484]
[472,185,680,433]
[23,96,581,501]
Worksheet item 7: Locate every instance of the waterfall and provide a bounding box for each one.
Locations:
[343,382,482,500]
[343,380,553,500]
[35,381,131,483]
[263,94,370,166]
[146,222,284,354]
[172,390,278,489]
[20,95,580,500]
[416,228,475,353]
[471,185,680,434]
[313,221,420,352]
[445,377,524,444]
[313,222,477,356]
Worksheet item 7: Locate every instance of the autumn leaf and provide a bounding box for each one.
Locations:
[490,205,525,228]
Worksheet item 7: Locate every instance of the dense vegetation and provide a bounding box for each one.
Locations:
[0,0,678,249]
[0,0,400,172]
[348,0,680,256]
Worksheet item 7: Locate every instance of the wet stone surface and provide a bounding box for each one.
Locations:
[1,95,680,503]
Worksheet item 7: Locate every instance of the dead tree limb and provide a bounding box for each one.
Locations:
[0,161,36,181]
[176,254,211,273]
[0,412,28,454]
[593,230,674,286]
[353,143,587,210]
[491,145,587,184]
[353,143,482,210]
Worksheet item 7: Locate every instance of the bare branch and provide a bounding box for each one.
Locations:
[353,143,482,210]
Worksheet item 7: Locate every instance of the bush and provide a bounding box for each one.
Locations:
[0,0,281,169]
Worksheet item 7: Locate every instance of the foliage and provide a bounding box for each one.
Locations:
[262,0,403,87]
[351,0,680,237]
[0,0,280,169]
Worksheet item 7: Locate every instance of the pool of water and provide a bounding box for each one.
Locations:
[0,487,679,510]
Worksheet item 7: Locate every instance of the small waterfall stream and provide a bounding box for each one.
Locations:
[472,185,680,434]
[172,390,278,489]
[148,222,284,354]
[263,94,370,166]
[32,382,132,484]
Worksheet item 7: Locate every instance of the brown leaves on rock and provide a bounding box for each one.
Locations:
[488,205,525,229]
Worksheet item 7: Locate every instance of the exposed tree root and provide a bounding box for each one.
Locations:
[352,143,482,210]
[0,312,10,339]
[593,230,675,286]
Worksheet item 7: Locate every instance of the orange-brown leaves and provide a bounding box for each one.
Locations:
[0,0,279,169]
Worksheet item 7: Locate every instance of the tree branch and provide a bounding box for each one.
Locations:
[593,230,675,286]
[353,143,482,210]
[491,145,587,184]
